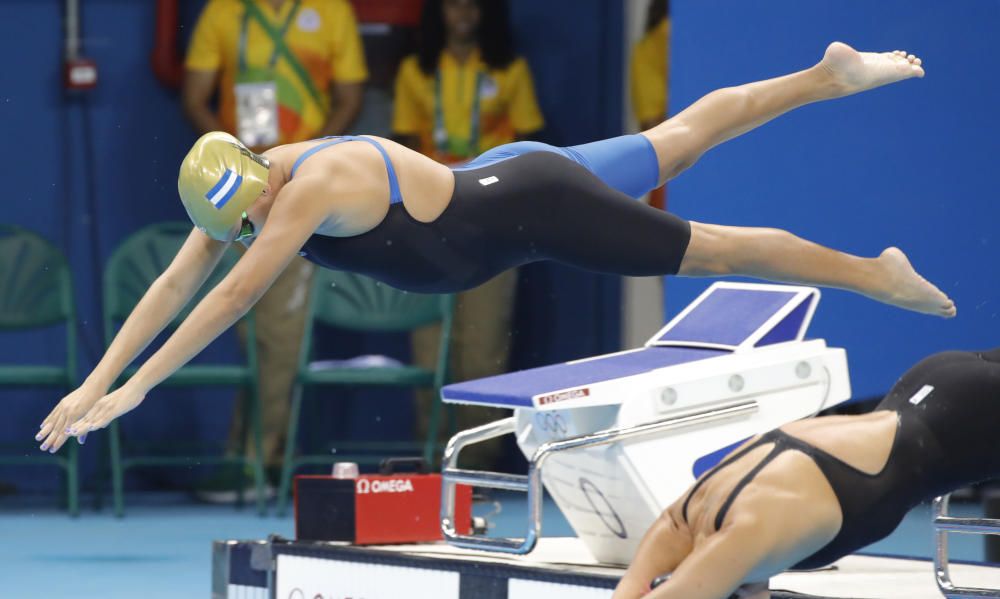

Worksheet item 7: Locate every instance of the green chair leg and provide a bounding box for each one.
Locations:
[110,421,125,518]
[235,392,249,511]
[248,384,267,516]
[277,383,305,517]
[446,402,458,437]
[93,433,105,512]
[423,386,444,467]
[66,442,79,517]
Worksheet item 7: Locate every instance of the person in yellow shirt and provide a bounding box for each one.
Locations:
[181,0,368,501]
[631,0,670,132]
[631,0,670,210]
[184,0,368,146]
[392,0,544,467]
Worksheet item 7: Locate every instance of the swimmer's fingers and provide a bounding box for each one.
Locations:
[68,386,146,436]
[39,404,76,452]
[37,419,57,445]
[68,403,111,436]
[46,428,73,454]
[646,519,772,599]
[734,582,770,599]
[38,384,107,451]
[37,401,68,446]
[38,410,70,453]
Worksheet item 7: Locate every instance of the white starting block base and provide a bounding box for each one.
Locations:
[440,283,852,562]
[214,537,1000,599]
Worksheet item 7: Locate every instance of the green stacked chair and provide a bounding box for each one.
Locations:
[103,222,265,516]
[0,225,80,515]
[276,270,455,516]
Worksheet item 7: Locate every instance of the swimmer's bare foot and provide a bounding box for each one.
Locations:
[818,41,924,98]
[870,247,956,318]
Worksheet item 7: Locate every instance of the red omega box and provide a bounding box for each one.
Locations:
[294,473,472,545]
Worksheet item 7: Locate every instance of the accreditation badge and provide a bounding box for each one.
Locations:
[433,125,449,148]
[479,74,499,100]
[235,79,279,147]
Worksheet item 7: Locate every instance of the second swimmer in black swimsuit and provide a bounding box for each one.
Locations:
[615,349,1000,599]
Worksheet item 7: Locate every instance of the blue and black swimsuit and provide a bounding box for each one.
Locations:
[296,134,691,293]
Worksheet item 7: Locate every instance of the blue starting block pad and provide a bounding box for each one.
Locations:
[441,283,820,410]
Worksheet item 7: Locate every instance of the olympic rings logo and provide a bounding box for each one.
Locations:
[536,411,568,436]
[579,478,628,539]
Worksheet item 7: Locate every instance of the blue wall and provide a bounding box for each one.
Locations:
[667,0,1000,399]
[0,1,625,490]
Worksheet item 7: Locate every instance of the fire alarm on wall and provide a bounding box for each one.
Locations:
[65,58,98,90]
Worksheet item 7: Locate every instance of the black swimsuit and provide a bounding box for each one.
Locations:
[683,348,1000,570]
[297,136,691,293]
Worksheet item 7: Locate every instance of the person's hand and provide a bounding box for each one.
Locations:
[36,383,106,453]
[733,582,770,599]
[66,385,147,439]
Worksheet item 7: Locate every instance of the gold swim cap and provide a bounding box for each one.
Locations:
[177,132,270,240]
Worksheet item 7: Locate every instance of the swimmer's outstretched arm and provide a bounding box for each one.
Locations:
[614,511,773,599]
[37,230,229,452]
[57,180,329,448]
[613,511,690,599]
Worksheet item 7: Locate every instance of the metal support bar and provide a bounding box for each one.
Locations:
[64,0,80,61]
[441,399,759,554]
[934,494,1000,598]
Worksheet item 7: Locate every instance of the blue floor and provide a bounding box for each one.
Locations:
[0,493,987,599]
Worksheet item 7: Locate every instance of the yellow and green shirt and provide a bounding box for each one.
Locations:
[186,0,368,144]
[392,49,544,162]
[630,18,671,126]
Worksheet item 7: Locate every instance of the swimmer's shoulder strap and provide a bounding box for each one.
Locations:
[681,435,776,525]
[290,136,403,204]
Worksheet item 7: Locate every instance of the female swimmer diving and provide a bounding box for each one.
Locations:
[38,42,953,452]
[613,348,1000,599]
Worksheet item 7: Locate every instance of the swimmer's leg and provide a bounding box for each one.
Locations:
[643,42,924,184]
[680,222,956,318]
[483,153,953,317]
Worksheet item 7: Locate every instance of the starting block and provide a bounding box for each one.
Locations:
[440,283,852,564]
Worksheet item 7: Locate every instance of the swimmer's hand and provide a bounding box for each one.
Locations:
[36,383,107,453]
[734,582,770,599]
[65,384,147,440]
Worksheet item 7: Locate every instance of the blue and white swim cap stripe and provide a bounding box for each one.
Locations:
[205,169,244,210]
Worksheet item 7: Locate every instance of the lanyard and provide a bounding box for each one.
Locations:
[239,0,302,73]
[434,68,483,157]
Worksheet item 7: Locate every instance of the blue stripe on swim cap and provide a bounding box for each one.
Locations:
[205,169,244,210]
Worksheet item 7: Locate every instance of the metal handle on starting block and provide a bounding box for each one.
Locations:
[441,399,759,555]
[441,417,531,552]
[934,494,1000,598]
